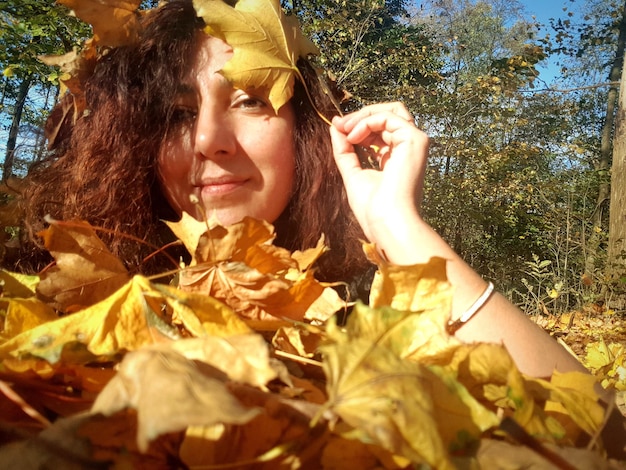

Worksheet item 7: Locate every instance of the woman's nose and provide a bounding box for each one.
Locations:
[193,106,237,159]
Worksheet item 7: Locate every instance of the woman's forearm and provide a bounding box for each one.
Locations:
[372,215,588,378]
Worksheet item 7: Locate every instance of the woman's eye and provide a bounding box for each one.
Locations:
[234,94,267,109]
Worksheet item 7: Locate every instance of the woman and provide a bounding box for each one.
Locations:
[12,0,586,380]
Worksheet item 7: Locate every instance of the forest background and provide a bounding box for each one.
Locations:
[1,0,625,321]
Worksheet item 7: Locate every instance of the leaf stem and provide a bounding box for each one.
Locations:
[274,349,323,367]
[294,66,338,126]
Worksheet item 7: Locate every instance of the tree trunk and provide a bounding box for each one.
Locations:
[608,49,626,267]
[33,84,58,164]
[0,77,7,109]
[3,77,31,181]
[585,0,626,275]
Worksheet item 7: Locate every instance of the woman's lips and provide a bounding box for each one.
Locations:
[198,178,248,196]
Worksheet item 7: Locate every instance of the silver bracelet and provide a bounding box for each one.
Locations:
[446,281,495,335]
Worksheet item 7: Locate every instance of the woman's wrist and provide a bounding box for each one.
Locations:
[446,281,495,334]
[367,214,493,321]
[365,210,431,265]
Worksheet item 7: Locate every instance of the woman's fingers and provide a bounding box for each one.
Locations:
[336,102,414,128]
[334,110,428,171]
[329,117,363,179]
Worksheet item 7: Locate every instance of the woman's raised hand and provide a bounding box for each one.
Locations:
[330,102,591,379]
[329,102,429,264]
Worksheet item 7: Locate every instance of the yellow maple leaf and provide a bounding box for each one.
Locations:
[152,282,250,337]
[585,338,615,372]
[0,274,258,370]
[319,305,499,468]
[365,244,453,316]
[193,0,319,113]
[584,339,626,391]
[349,251,606,452]
[448,341,606,445]
[165,211,209,262]
[1,297,57,340]
[536,370,605,437]
[0,269,39,298]
[320,337,464,469]
[0,276,168,366]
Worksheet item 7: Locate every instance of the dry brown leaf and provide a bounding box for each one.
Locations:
[0,413,98,469]
[169,215,342,324]
[321,436,380,469]
[41,0,143,125]
[168,335,281,390]
[475,438,625,469]
[78,409,184,468]
[183,260,293,319]
[180,381,325,468]
[321,436,412,470]
[0,363,115,420]
[36,219,130,312]
[39,46,96,127]
[58,0,143,47]
[272,324,322,359]
[0,178,25,229]
[91,346,261,452]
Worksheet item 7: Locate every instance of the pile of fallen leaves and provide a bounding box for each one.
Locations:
[0,215,623,469]
[535,309,626,416]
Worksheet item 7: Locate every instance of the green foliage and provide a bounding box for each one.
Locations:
[286,0,442,105]
[0,0,91,176]
[0,0,90,81]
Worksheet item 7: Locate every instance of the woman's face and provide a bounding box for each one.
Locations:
[158,34,296,226]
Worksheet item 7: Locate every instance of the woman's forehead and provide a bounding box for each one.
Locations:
[189,34,234,76]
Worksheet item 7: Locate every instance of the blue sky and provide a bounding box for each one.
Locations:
[520,0,580,83]
[521,0,573,24]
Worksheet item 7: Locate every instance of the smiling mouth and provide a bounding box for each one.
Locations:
[198,179,248,196]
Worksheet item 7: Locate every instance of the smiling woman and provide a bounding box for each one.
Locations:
[13,0,367,287]
[157,34,296,227]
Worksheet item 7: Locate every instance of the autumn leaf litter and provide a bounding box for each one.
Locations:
[0,215,623,469]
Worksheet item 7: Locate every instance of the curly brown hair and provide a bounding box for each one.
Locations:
[13,0,371,288]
